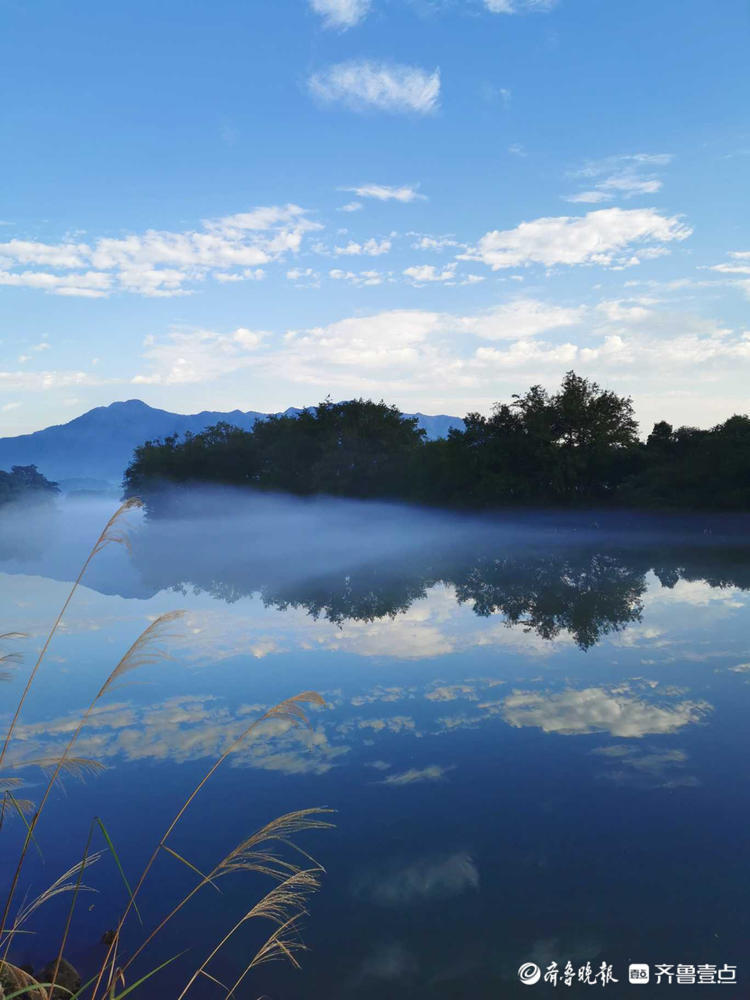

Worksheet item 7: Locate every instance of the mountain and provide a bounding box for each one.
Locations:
[0,400,464,487]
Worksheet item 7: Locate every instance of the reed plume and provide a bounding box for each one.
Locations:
[0,611,185,949]
[177,868,323,1000]
[0,499,143,772]
[0,853,101,960]
[92,692,329,1000]
[0,633,25,683]
[1,501,332,999]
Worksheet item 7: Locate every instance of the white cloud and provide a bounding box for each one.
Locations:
[132,327,266,385]
[484,0,557,11]
[328,268,384,286]
[564,153,672,204]
[403,263,457,284]
[708,251,750,295]
[126,296,750,431]
[214,268,265,282]
[334,238,391,256]
[0,269,113,297]
[0,370,103,391]
[272,308,456,394]
[310,0,371,28]
[411,235,459,250]
[308,61,440,114]
[473,339,579,369]
[403,263,484,286]
[0,239,89,269]
[0,204,319,298]
[462,207,691,270]
[601,176,662,196]
[460,299,584,339]
[338,200,363,212]
[343,183,425,203]
[564,190,611,205]
[286,266,320,286]
[276,301,581,391]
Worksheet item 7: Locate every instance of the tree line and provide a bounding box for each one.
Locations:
[0,465,59,507]
[123,372,750,511]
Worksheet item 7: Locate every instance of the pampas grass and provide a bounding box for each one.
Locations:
[0,500,332,999]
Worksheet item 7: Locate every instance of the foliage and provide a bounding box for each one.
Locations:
[122,374,750,511]
[417,371,640,506]
[0,467,59,509]
[622,415,750,509]
[123,398,425,503]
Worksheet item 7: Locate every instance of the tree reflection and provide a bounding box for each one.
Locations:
[6,497,750,651]
[452,552,646,650]
[260,569,432,625]
[125,520,750,649]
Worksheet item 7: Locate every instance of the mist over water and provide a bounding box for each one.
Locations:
[2,490,750,997]
[4,485,749,606]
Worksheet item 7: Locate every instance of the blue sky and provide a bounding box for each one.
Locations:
[1,0,749,435]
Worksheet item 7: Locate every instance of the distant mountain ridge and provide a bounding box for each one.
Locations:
[0,400,464,485]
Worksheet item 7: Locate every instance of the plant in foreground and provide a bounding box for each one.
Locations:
[0,500,333,998]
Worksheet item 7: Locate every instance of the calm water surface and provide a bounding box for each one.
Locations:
[2,493,749,997]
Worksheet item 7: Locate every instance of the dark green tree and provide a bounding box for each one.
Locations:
[0,465,59,507]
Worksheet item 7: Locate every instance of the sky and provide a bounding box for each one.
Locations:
[1,0,749,436]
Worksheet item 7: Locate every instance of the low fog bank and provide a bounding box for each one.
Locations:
[0,495,145,597]
[3,485,750,611]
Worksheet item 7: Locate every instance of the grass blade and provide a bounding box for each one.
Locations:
[95,817,143,927]
[161,846,221,893]
[110,950,186,999]
[6,792,43,861]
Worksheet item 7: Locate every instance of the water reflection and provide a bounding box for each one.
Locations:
[4,496,750,654]
[501,686,710,737]
[3,499,750,996]
[129,522,750,652]
[7,674,713,776]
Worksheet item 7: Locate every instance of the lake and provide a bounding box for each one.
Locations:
[2,491,749,997]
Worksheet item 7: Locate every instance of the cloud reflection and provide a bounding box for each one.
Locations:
[502,686,711,738]
[591,744,700,787]
[11,694,344,776]
[380,765,450,785]
[353,852,479,906]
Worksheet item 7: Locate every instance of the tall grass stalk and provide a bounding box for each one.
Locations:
[0,499,143,772]
[0,611,185,953]
[0,500,332,999]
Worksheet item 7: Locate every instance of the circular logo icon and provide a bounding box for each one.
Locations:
[518,962,541,986]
